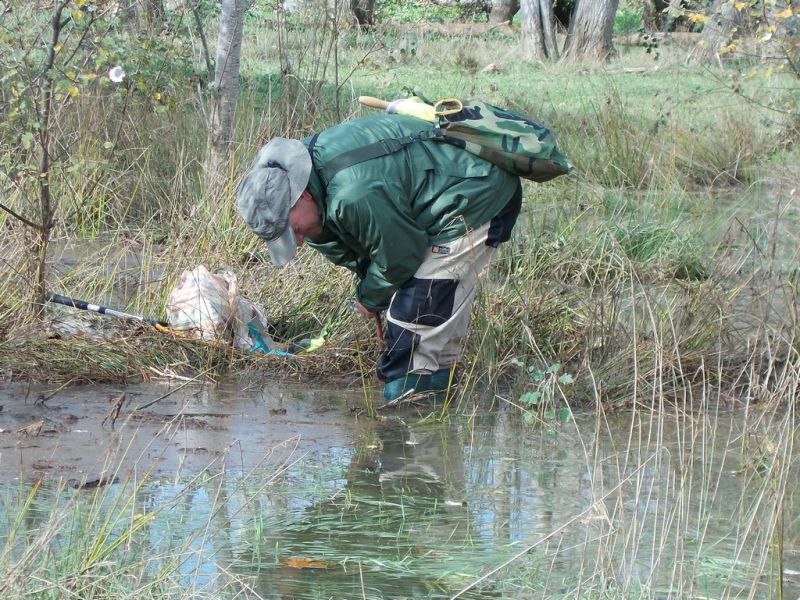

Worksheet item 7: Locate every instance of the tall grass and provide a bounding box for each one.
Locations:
[1,6,798,599]
[0,4,798,408]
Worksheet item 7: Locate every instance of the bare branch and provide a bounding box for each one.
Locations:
[0,200,43,231]
[190,0,214,82]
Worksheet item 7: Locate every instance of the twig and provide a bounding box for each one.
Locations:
[133,369,214,411]
[190,0,214,81]
[0,200,42,230]
[35,378,76,405]
[101,392,127,429]
[376,388,419,411]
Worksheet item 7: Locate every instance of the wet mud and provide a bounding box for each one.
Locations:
[0,379,369,485]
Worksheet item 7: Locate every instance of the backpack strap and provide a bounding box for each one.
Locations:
[318,130,439,186]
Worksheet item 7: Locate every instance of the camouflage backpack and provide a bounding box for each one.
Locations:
[316,95,573,185]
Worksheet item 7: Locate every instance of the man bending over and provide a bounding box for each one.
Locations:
[236,113,521,402]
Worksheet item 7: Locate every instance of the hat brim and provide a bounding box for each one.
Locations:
[266,222,298,268]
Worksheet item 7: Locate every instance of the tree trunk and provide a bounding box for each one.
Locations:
[34,1,70,315]
[521,0,558,60]
[350,0,375,27]
[687,0,747,63]
[204,0,245,198]
[562,0,620,62]
[145,0,165,32]
[490,0,520,23]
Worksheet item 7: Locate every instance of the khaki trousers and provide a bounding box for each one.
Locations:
[376,221,497,381]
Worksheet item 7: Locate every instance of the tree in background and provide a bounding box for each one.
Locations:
[0,0,214,317]
[0,0,101,315]
[520,0,619,62]
[684,0,798,76]
[351,0,376,27]
[520,0,559,59]
[562,0,620,60]
[687,0,751,63]
[204,0,246,198]
[761,0,799,75]
[490,0,572,25]
[490,0,521,22]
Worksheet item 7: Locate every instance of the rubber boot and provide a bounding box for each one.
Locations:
[382,368,458,402]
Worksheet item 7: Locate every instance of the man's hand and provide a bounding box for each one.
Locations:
[353,301,385,348]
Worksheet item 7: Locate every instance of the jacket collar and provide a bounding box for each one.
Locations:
[302,135,328,228]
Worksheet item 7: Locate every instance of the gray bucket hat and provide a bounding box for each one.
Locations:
[236,138,312,267]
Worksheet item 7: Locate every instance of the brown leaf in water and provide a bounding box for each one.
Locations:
[280,557,328,569]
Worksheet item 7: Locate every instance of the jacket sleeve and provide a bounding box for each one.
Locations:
[331,181,429,312]
[306,229,369,278]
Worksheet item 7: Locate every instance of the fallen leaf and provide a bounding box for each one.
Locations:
[17,420,44,437]
[280,557,328,569]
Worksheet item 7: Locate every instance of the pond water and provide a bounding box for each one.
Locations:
[0,381,798,599]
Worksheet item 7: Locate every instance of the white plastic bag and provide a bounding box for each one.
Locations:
[165,265,278,352]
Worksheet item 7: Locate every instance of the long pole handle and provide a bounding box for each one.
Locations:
[358,96,390,110]
[45,292,169,328]
[373,313,385,349]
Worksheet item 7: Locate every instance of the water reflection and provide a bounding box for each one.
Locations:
[1,382,798,599]
[238,418,490,599]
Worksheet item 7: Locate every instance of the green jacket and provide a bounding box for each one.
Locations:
[303,114,520,312]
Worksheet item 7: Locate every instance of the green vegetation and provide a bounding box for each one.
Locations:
[0,1,800,598]
[2,3,798,598]
[1,1,798,413]
[613,6,644,34]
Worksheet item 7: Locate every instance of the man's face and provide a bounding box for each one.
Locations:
[288,190,323,246]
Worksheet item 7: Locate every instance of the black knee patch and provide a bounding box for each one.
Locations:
[377,277,459,382]
[388,278,457,327]
[376,321,418,382]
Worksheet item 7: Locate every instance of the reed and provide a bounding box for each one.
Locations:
[0,2,797,412]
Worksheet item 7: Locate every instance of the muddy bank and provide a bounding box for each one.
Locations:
[0,379,371,485]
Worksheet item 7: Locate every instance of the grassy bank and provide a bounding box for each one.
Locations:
[1,10,798,410]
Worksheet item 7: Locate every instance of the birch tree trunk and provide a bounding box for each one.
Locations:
[562,0,620,61]
[204,0,246,199]
[521,0,558,61]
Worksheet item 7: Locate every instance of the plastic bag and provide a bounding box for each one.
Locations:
[165,265,279,352]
